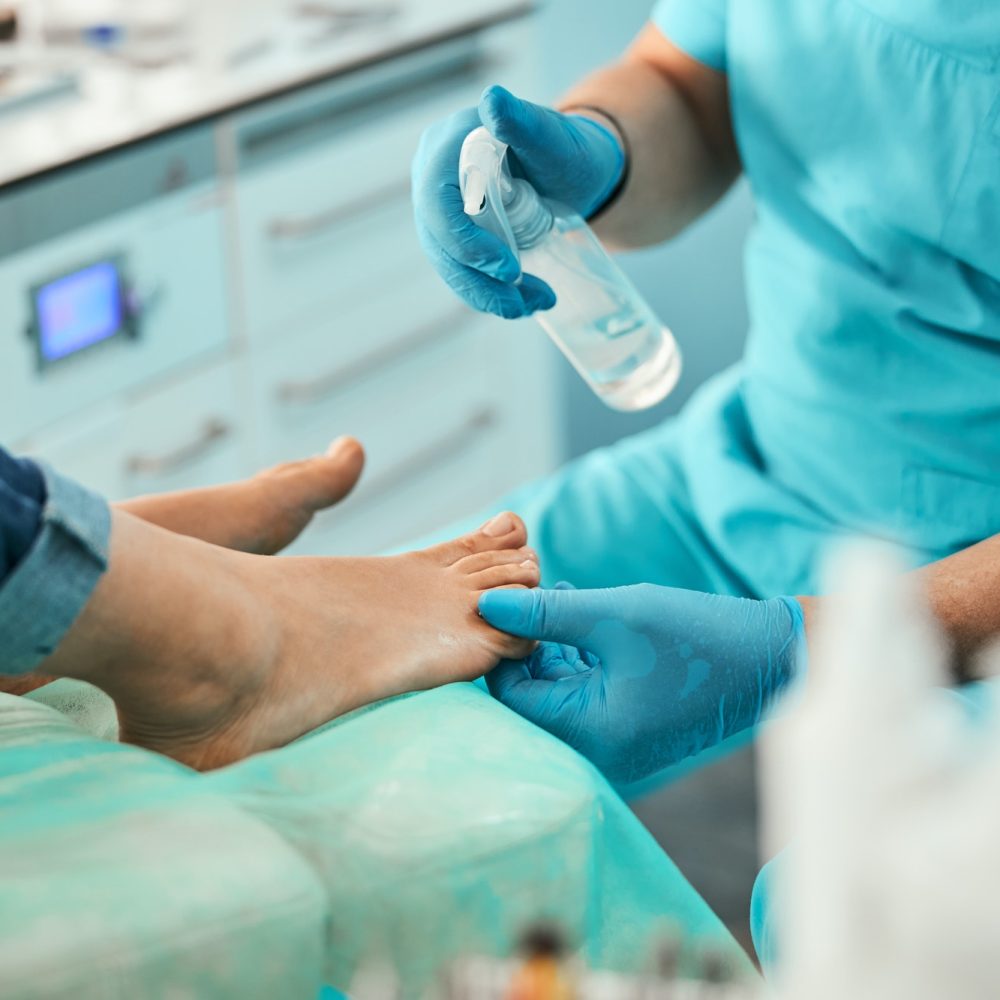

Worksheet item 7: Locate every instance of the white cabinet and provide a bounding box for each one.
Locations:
[247,278,486,467]
[226,22,559,552]
[230,37,494,345]
[246,274,523,554]
[8,15,561,556]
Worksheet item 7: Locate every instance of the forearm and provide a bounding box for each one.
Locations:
[793,535,1000,676]
[918,535,1000,660]
[558,24,740,250]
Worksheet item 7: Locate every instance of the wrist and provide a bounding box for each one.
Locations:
[561,106,627,152]
[774,595,809,685]
[791,595,816,642]
[559,106,630,219]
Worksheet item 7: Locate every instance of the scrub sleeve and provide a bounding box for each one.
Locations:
[650,0,728,71]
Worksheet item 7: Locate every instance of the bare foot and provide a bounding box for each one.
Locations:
[1,440,365,702]
[119,436,365,554]
[113,512,539,770]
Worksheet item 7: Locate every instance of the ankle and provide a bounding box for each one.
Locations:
[46,512,279,711]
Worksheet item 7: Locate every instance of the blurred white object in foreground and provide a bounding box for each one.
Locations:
[760,543,1000,1000]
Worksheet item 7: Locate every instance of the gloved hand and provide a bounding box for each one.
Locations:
[479,584,806,784]
[412,85,626,318]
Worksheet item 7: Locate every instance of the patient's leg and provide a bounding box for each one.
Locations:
[0,438,366,700]
[105,511,540,770]
[119,435,366,555]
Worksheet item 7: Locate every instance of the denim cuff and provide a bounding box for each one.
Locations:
[0,465,110,675]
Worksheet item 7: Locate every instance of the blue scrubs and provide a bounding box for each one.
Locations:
[478,0,999,967]
[503,0,1000,598]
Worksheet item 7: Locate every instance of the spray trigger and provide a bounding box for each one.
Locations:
[462,167,489,216]
[458,126,522,281]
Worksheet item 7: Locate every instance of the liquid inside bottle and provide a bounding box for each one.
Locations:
[519,209,681,412]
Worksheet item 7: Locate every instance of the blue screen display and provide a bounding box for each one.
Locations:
[36,261,123,364]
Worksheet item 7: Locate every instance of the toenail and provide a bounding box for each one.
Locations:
[482,513,514,537]
[521,560,537,569]
[327,436,354,457]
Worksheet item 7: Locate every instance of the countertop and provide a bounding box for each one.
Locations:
[0,0,530,189]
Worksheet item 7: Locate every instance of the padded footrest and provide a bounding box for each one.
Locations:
[208,684,754,994]
[0,695,327,1000]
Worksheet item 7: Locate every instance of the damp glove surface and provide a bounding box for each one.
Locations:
[412,84,625,318]
[479,584,806,784]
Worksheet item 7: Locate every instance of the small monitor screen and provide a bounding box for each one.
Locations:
[35,261,124,365]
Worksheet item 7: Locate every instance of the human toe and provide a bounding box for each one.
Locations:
[259,436,365,512]
[430,511,528,565]
[453,546,537,576]
[301,436,366,508]
[490,628,536,661]
[470,558,541,590]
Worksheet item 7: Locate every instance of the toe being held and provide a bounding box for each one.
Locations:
[479,511,528,548]
[470,556,541,591]
[434,511,529,566]
[454,547,537,576]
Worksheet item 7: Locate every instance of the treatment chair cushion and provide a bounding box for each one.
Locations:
[207,683,756,994]
[0,692,326,1000]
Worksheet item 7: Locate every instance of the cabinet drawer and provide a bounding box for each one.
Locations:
[250,292,489,462]
[237,182,423,344]
[276,277,477,405]
[16,361,252,502]
[247,277,509,558]
[233,47,490,342]
[292,409,510,557]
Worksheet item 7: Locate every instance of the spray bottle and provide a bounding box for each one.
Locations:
[459,126,681,412]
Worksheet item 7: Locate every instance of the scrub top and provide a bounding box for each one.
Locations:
[645,0,999,967]
[650,0,1000,591]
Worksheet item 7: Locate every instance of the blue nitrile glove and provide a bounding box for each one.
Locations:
[412,85,626,318]
[479,584,806,785]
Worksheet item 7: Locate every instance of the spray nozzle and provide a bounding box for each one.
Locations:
[459,126,522,278]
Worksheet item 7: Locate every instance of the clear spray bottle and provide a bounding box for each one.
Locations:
[459,126,681,412]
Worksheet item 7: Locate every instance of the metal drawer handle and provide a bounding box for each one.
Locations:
[266,177,412,243]
[125,418,232,477]
[276,306,470,405]
[352,407,497,508]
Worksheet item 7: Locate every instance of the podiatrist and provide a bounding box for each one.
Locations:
[413,0,1000,963]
